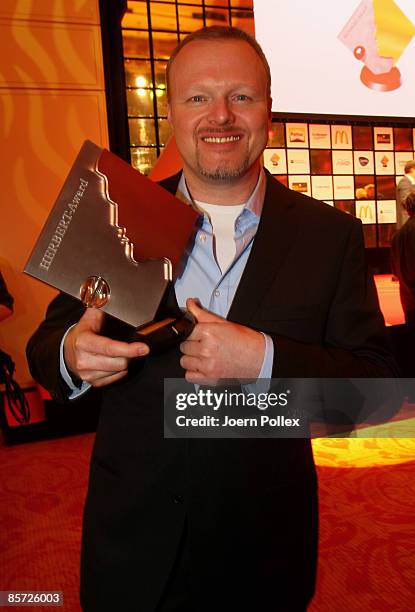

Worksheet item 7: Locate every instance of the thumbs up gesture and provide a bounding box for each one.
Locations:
[180,298,265,384]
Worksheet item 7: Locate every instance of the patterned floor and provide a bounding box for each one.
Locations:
[0,432,414,611]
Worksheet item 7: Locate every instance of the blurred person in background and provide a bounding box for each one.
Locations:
[396,160,415,229]
[391,192,415,327]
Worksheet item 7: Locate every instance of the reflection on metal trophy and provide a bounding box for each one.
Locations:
[25,140,198,351]
[338,0,415,92]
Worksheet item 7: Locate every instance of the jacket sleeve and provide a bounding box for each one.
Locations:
[26,292,86,401]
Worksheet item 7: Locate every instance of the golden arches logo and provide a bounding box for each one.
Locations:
[334,130,349,145]
[357,204,374,221]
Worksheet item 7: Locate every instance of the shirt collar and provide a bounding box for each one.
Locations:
[405,173,415,185]
[175,167,266,220]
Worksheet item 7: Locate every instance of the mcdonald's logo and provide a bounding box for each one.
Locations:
[357,204,373,221]
[334,130,349,145]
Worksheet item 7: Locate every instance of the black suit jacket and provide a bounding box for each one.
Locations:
[27,171,397,611]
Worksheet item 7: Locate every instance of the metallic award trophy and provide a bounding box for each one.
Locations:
[24,140,199,351]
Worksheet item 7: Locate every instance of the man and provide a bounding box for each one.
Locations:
[396,160,415,229]
[27,27,397,611]
[391,192,415,326]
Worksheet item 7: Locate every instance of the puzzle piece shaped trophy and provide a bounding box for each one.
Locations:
[25,141,199,352]
[338,0,415,91]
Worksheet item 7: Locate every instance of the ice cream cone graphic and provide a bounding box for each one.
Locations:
[338,0,415,91]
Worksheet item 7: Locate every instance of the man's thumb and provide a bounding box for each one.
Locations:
[80,306,105,333]
[186,298,222,323]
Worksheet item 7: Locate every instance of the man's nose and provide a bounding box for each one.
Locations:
[207,97,234,125]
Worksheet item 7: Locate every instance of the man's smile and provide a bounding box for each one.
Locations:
[201,135,241,143]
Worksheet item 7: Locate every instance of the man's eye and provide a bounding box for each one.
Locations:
[234,94,249,102]
[190,95,206,103]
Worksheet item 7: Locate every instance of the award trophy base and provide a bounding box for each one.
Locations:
[360,66,401,92]
[134,312,195,353]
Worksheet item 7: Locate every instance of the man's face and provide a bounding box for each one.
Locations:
[167,39,271,184]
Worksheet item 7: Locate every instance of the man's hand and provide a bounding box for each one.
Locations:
[180,298,265,384]
[64,308,149,388]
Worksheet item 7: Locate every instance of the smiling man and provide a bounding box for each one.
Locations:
[27,26,397,612]
[167,34,270,199]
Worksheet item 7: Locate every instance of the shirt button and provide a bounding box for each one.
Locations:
[214,290,220,297]
[199,233,206,242]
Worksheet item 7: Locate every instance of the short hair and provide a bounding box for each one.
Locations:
[404,160,415,174]
[404,192,415,215]
[166,26,271,100]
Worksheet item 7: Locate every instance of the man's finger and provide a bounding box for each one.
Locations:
[77,332,149,359]
[79,307,106,333]
[186,298,224,324]
[180,338,205,357]
[185,370,218,386]
[180,354,203,373]
[76,354,131,375]
[91,370,129,388]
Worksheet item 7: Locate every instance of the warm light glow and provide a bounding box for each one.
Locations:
[313,435,415,468]
[135,75,147,87]
[136,88,146,97]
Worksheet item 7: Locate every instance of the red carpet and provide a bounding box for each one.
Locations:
[0,433,92,611]
[1,432,414,611]
[311,460,415,611]
[374,274,405,326]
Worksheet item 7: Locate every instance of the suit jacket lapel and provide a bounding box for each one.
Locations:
[158,170,301,324]
[159,172,182,195]
[227,171,300,325]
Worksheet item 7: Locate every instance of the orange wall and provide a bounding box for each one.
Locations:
[0,0,108,385]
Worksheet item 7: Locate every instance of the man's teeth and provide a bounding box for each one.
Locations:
[202,136,240,143]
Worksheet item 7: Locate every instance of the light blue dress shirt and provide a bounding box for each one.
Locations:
[61,169,274,398]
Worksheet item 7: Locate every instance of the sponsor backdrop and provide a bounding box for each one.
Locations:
[120,0,415,253]
[265,123,415,249]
